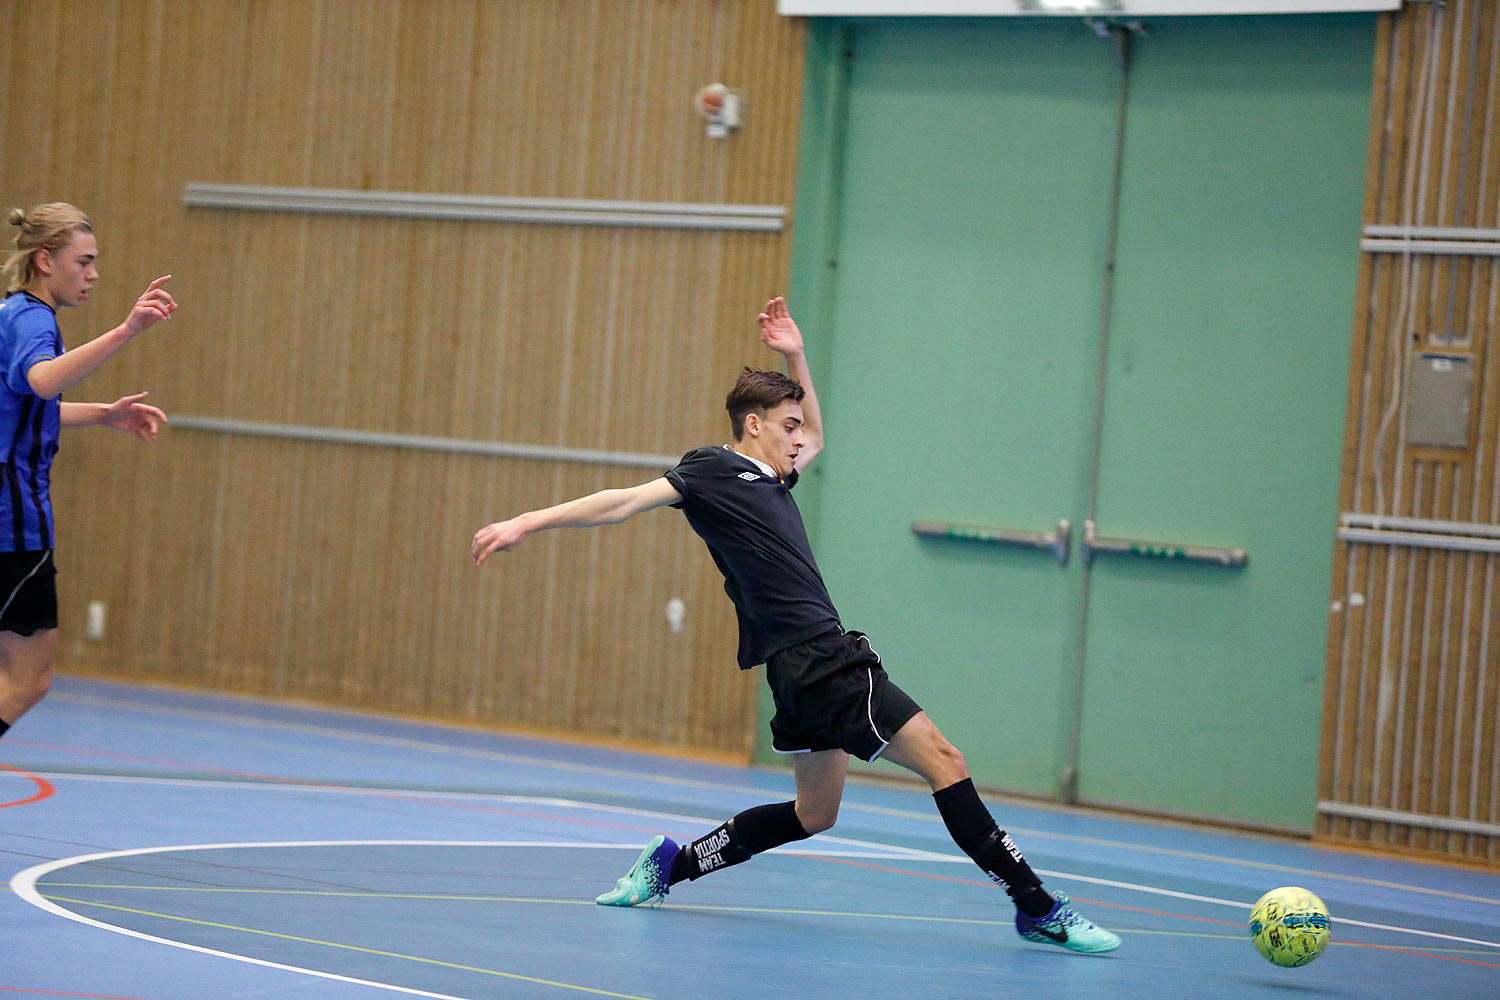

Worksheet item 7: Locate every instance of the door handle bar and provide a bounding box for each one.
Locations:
[1081,519,1247,567]
[911,519,1071,566]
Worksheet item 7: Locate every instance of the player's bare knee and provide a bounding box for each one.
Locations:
[805,810,837,834]
[15,664,53,712]
[934,738,968,783]
[797,803,838,834]
[31,664,52,701]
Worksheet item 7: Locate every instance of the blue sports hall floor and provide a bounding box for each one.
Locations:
[1,675,1496,1000]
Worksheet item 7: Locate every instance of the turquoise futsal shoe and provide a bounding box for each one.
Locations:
[596,835,679,907]
[1014,892,1122,954]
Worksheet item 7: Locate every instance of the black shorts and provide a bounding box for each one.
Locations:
[0,549,57,637]
[765,629,922,762]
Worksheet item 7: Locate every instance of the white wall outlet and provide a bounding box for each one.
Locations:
[86,601,106,641]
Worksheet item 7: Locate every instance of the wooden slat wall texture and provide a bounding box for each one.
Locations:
[1319,0,1500,863]
[0,0,807,757]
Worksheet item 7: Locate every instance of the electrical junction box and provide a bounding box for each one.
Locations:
[1407,352,1472,448]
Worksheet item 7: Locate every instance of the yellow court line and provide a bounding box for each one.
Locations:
[38,884,600,904]
[1110,929,1245,942]
[663,901,1009,925]
[38,887,1500,960]
[38,884,1010,926]
[1108,928,1500,959]
[40,895,655,1000]
[36,884,1500,958]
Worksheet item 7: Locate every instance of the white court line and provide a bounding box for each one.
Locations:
[10,785,1500,952]
[7,838,965,1000]
[1024,870,1500,950]
[43,690,1500,908]
[19,772,951,861]
[852,800,1500,908]
[48,692,776,795]
[11,842,656,1000]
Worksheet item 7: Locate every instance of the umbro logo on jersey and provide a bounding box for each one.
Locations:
[737,472,760,481]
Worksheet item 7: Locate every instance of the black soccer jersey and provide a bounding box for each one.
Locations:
[666,445,841,669]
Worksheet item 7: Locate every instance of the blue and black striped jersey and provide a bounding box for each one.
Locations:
[0,292,63,551]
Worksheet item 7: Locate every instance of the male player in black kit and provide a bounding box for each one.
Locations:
[471,297,1121,954]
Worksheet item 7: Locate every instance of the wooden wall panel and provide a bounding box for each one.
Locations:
[1320,0,1500,864]
[0,0,807,758]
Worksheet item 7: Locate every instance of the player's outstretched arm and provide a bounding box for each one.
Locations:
[26,276,177,400]
[59,392,169,441]
[472,476,682,566]
[757,296,824,472]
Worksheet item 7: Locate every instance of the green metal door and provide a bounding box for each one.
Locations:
[788,16,1371,826]
[1076,17,1371,829]
[794,19,1118,796]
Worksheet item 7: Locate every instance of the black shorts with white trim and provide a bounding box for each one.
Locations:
[765,629,921,762]
[0,549,57,636]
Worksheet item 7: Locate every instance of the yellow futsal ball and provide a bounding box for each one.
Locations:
[1249,886,1331,967]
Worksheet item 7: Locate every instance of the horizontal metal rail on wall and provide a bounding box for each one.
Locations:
[1361,223,1500,256]
[911,518,1070,566]
[1317,800,1500,839]
[169,414,681,470]
[1340,512,1500,538]
[182,183,786,231]
[1337,512,1500,555]
[1081,519,1247,567]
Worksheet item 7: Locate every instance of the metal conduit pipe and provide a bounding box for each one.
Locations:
[1461,14,1500,856]
[183,183,787,232]
[1338,527,1500,555]
[1316,801,1500,839]
[1351,0,1444,842]
[167,415,682,470]
[1340,512,1500,538]
[1363,223,1500,240]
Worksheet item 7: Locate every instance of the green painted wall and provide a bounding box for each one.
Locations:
[773,14,1373,832]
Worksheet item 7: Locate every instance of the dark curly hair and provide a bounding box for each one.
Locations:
[725,367,805,441]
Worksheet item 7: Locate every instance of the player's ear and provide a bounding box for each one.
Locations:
[743,411,761,437]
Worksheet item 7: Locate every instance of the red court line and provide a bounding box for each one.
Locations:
[0,762,55,809]
[813,855,1500,967]
[1334,940,1500,969]
[7,739,667,835]
[1048,896,1244,927]
[0,989,155,999]
[311,786,670,837]
[5,740,288,783]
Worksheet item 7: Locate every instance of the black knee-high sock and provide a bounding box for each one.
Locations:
[933,778,1054,917]
[669,800,811,885]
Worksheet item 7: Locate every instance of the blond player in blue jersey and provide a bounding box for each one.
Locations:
[0,203,176,739]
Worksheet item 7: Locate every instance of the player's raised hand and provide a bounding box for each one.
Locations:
[757,296,804,356]
[100,391,168,442]
[124,275,177,335]
[472,517,528,566]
